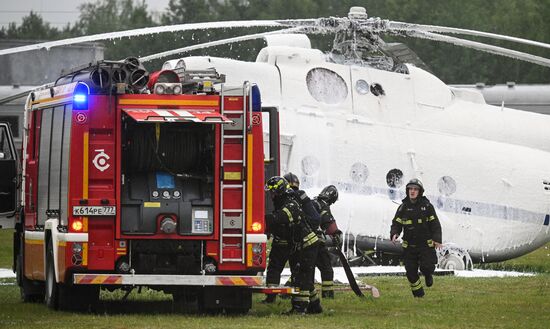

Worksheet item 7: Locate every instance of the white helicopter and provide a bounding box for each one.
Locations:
[159,6,550,269]
[2,6,550,270]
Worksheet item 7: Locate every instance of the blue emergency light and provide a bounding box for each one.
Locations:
[73,82,90,110]
[74,94,87,103]
[251,84,262,112]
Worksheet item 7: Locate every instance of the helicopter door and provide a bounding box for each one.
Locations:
[0,122,17,215]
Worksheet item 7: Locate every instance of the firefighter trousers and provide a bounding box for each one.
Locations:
[266,242,291,286]
[315,243,334,297]
[403,246,437,297]
[290,243,320,310]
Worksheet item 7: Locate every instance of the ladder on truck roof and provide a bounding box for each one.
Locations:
[219,82,253,264]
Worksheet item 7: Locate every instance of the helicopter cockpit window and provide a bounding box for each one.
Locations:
[355,80,369,95]
[306,68,348,104]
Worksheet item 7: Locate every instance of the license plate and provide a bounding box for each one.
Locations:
[73,206,116,216]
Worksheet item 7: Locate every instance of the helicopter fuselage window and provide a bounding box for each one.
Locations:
[301,155,320,176]
[386,169,404,200]
[438,176,457,196]
[350,162,369,184]
[306,68,348,104]
[386,169,404,188]
[370,83,385,96]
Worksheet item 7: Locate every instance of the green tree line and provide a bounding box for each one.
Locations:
[1,0,549,83]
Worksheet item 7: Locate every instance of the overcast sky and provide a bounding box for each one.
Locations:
[0,0,171,28]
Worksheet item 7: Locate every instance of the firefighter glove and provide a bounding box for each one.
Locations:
[332,230,343,246]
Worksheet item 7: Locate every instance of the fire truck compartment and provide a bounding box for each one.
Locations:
[120,115,215,236]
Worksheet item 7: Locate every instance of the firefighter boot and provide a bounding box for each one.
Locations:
[425,274,433,287]
[261,294,276,304]
[410,279,424,297]
[306,299,323,314]
[283,301,307,315]
[412,287,425,298]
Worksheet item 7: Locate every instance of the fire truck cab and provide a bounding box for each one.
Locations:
[4,57,282,313]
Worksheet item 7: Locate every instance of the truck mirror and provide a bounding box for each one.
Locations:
[0,123,17,215]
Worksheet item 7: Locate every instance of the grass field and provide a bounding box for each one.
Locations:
[1,228,549,328]
[0,228,13,269]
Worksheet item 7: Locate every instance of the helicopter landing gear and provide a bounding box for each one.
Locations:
[437,243,473,270]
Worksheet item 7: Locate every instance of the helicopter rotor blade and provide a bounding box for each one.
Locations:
[140,27,305,62]
[405,30,550,68]
[0,20,300,57]
[387,21,550,50]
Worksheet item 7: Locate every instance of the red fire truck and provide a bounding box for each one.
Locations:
[0,57,284,313]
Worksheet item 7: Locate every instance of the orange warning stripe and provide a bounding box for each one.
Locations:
[75,274,123,285]
[215,276,263,286]
[254,287,294,294]
[119,99,219,106]
[31,95,71,106]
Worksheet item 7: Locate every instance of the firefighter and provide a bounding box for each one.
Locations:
[262,177,294,304]
[390,178,442,298]
[263,173,319,304]
[265,176,322,314]
[283,172,322,305]
[312,185,343,299]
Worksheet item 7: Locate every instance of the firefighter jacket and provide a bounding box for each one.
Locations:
[271,194,319,250]
[312,198,340,241]
[267,195,292,244]
[390,196,442,249]
[293,189,321,228]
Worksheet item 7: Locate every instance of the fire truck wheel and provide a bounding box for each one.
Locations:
[45,240,99,312]
[45,241,60,310]
[16,253,44,303]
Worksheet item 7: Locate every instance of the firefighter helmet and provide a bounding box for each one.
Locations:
[406,178,424,195]
[283,172,300,189]
[265,176,291,196]
[318,185,338,204]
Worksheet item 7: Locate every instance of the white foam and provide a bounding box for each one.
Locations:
[454,269,535,278]
[0,20,290,56]
[280,265,534,284]
[0,268,15,279]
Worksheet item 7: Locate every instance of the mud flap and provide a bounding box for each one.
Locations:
[199,286,252,314]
